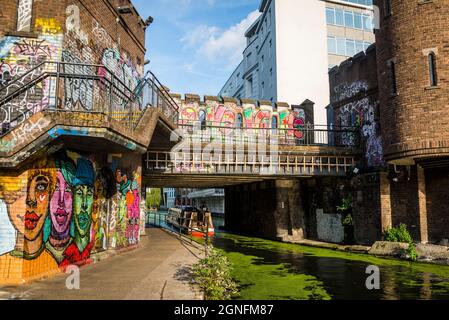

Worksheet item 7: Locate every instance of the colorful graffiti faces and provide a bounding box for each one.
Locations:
[0,152,142,279]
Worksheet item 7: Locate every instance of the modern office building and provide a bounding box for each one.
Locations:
[218,0,375,126]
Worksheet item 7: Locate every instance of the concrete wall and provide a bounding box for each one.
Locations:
[0,149,142,284]
[316,209,344,243]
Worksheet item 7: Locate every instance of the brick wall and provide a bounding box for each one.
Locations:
[329,46,384,169]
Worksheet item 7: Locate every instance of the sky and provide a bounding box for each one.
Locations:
[132,0,261,96]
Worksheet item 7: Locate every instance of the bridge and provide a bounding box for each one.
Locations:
[0,60,361,185]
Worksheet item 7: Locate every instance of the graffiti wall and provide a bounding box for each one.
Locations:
[333,81,384,168]
[0,26,63,125]
[0,150,142,284]
[63,2,143,110]
[177,100,310,140]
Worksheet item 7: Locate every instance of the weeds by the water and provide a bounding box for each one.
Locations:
[192,247,239,300]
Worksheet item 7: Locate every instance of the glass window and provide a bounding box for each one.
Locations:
[337,38,346,56]
[354,13,362,29]
[346,39,356,56]
[326,8,335,25]
[335,9,344,26]
[344,11,354,28]
[328,36,337,54]
[429,53,438,86]
[355,40,364,53]
[362,14,372,31]
[363,41,371,51]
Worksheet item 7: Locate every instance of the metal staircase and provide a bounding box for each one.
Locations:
[0,61,179,137]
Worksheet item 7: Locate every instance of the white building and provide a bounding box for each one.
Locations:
[188,189,225,216]
[163,188,177,209]
[219,0,375,126]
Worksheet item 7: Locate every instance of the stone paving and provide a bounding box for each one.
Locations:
[0,229,205,300]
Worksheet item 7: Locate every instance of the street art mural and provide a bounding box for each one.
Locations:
[333,81,385,167]
[178,103,306,140]
[17,0,34,32]
[0,151,142,284]
[0,22,63,127]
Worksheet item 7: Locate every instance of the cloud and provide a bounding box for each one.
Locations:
[181,10,260,70]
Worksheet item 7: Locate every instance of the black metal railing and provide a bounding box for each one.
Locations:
[0,61,180,137]
[176,122,361,148]
[146,210,211,256]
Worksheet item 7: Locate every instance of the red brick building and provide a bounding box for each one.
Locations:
[329,0,449,245]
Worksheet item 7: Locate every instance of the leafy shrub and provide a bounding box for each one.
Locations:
[384,224,417,261]
[384,224,413,243]
[192,248,239,300]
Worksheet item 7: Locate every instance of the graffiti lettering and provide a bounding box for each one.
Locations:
[17,0,33,32]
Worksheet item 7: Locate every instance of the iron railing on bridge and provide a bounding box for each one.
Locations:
[0,61,179,137]
[146,150,357,176]
[177,122,361,148]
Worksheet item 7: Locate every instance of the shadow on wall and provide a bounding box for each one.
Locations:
[0,150,142,284]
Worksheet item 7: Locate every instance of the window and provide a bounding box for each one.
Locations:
[389,61,397,95]
[246,52,252,68]
[328,36,337,54]
[335,9,344,26]
[346,39,356,56]
[17,0,34,32]
[428,53,438,86]
[269,39,272,58]
[344,11,354,28]
[246,77,253,97]
[326,7,335,25]
[354,13,363,29]
[363,14,373,31]
[337,38,346,55]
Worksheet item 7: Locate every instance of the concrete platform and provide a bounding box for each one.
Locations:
[0,229,204,300]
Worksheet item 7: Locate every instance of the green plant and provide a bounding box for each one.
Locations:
[384,224,417,261]
[337,196,353,226]
[192,247,239,300]
[146,188,162,209]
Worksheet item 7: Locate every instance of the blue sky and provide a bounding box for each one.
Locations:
[132,0,261,96]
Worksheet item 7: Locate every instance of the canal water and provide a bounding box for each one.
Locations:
[148,212,449,300]
[212,232,449,300]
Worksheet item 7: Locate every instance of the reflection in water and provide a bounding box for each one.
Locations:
[212,233,449,300]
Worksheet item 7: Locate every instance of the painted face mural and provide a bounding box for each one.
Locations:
[21,170,54,242]
[72,158,95,251]
[50,171,73,236]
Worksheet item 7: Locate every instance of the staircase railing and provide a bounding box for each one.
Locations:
[0,61,180,137]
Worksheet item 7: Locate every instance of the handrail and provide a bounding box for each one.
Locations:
[0,60,181,136]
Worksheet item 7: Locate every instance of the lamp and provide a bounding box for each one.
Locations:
[145,16,154,27]
[117,6,133,14]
